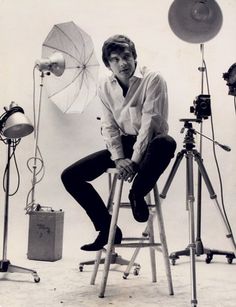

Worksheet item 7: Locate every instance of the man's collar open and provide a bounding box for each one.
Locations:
[110,64,146,83]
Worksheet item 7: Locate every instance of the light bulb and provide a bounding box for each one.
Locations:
[191,1,210,21]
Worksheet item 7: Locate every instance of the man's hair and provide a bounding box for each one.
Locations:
[102,34,137,67]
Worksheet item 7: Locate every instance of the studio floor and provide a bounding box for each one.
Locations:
[0,239,235,307]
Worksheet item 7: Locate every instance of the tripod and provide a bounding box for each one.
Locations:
[0,139,40,282]
[159,119,236,307]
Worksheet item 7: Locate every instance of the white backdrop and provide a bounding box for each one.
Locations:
[0,0,235,260]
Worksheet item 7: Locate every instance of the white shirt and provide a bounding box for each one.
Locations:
[98,66,169,164]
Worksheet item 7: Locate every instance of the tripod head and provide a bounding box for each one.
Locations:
[180,118,202,127]
[179,118,202,151]
[179,118,231,152]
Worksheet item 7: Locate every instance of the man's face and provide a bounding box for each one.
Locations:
[108,47,136,83]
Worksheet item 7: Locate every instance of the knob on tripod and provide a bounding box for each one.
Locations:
[179,118,201,150]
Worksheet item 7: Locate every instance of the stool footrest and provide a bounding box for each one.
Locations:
[115,243,162,248]
[122,237,149,241]
[119,202,156,208]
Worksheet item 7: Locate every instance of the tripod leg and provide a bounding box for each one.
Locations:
[194,152,236,255]
[167,150,196,263]
[160,150,185,199]
[186,153,198,307]
[195,168,204,256]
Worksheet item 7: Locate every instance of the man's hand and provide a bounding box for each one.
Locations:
[114,158,138,182]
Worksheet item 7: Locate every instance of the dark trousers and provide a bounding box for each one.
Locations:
[61,135,176,231]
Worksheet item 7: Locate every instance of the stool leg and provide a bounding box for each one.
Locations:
[123,193,156,280]
[90,250,103,285]
[123,246,141,279]
[90,174,118,285]
[99,178,124,298]
[153,185,174,295]
[106,173,118,213]
[147,212,157,283]
[145,193,157,282]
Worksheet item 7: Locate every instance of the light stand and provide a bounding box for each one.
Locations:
[30,71,45,210]
[160,118,236,307]
[0,104,40,282]
[26,53,65,212]
[195,44,205,257]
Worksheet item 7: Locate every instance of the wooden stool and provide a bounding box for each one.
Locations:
[91,168,174,298]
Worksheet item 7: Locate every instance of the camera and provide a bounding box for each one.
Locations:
[190,94,211,120]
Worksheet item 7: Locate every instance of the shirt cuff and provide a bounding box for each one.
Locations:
[109,148,125,161]
[131,151,142,164]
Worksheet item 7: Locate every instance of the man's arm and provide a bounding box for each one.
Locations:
[101,105,137,180]
[99,81,136,180]
[131,72,169,164]
[98,86,125,161]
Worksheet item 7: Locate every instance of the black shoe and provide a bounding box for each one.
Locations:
[80,226,122,251]
[128,190,149,222]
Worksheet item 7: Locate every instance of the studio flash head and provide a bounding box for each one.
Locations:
[223,63,236,96]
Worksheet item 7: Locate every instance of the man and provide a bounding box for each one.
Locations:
[61,34,176,251]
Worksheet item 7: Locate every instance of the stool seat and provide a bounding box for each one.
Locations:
[106,167,120,173]
[89,168,174,298]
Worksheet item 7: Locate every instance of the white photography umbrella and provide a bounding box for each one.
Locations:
[42,21,99,113]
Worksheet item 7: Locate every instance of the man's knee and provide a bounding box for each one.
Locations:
[61,167,73,188]
[165,135,177,156]
[150,135,176,156]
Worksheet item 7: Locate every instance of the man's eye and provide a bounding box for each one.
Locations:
[110,57,119,62]
[124,56,131,60]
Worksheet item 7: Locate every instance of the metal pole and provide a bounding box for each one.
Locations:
[186,152,198,307]
[31,72,44,206]
[2,139,11,261]
[195,43,205,255]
